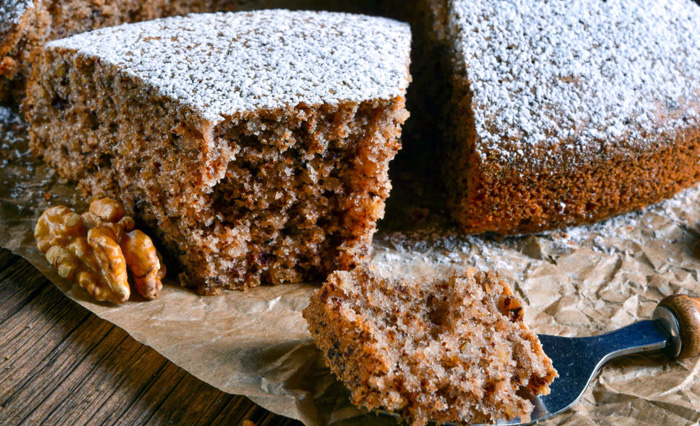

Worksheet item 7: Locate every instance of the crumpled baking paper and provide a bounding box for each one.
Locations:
[1,105,699,426]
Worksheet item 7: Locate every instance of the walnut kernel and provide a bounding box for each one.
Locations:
[34,198,165,303]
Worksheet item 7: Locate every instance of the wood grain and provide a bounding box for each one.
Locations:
[659,294,700,360]
[0,248,302,426]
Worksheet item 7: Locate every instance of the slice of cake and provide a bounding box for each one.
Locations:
[25,10,411,294]
[0,0,382,104]
[303,266,557,425]
[429,0,700,234]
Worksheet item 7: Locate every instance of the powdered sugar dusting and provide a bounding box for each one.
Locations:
[47,10,411,122]
[447,0,700,165]
[0,0,32,38]
[0,105,15,123]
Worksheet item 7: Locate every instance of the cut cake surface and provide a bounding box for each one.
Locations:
[303,266,557,426]
[437,0,700,234]
[26,10,411,293]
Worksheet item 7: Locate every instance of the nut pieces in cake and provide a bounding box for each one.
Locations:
[34,198,165,302]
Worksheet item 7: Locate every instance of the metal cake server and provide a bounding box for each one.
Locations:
[499,294,700,425]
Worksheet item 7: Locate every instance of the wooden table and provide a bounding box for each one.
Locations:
[0,248,302,426]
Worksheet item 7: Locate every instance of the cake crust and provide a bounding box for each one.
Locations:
[303,266,557,426]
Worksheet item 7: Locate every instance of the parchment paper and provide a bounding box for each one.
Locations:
[1,104,699,426]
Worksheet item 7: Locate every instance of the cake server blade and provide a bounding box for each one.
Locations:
[496,294,700,426]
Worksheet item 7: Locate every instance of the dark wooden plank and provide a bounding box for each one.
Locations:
[0,253,48,324]
[210,396,303,426]
[0,312,92,412]
[0,285,92,395]
[4,322,121,425]
[0,249,305,426]
[106,362,189,426]
[80,346,169,425]
[0,248,20,270]
[208,394,256,426]
[191,393,236,426]
[0,316,114,424]
[209,395,261,426]
[0,316,115,424]
[39,334,154,425]
[140,375,235,426]
[15,325,128,425]
[0,284,72,345]
[258,412,304,426]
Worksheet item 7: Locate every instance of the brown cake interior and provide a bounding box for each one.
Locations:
[303,266,557,426]
[26,46,408,293]
[448,129,700,235]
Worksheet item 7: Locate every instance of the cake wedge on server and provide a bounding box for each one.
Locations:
[303,266,557,426]
[25,10,411,294]
[437,0,700,234]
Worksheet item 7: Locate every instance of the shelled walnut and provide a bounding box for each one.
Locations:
[34,198,166,303]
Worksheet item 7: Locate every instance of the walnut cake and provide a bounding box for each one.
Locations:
[25,10,411,294]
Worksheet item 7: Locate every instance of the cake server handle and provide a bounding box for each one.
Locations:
[653,294,700,359]
[520,294,700,426]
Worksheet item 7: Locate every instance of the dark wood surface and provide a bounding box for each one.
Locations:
[0,248,302,426]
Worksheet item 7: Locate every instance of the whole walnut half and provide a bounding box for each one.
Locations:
[34,198,166,303]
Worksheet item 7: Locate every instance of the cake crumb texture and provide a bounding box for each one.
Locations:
[303,266,557,426]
